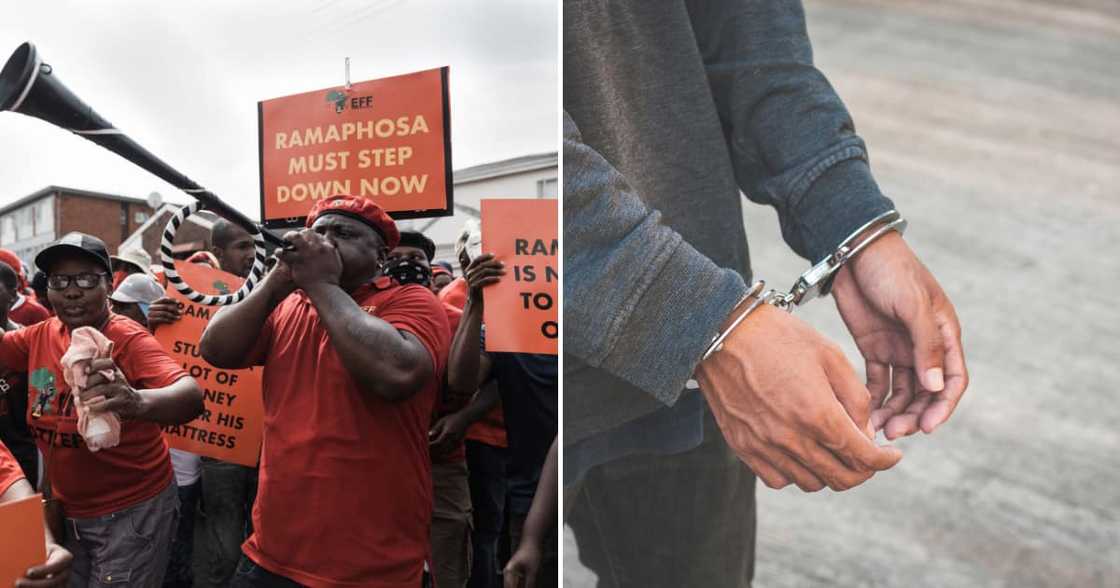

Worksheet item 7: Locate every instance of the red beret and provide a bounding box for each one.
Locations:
[305,195,399,250]
[0,248,28,291]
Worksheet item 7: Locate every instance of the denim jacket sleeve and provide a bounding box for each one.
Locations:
[564,112,747,406]
[687,0,896,264]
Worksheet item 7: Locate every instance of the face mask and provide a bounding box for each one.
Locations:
[385,258,431,287]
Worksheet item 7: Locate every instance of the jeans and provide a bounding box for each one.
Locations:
[200,458,259,587]
[163,482,200,588]
[229,557,304,588]
[567,409,757,588]
[465,441,509,588]
[65,481,180,587]
[430,461,473,588]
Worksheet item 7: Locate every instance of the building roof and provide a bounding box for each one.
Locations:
[0,185,153,217]
[453,152,557,185]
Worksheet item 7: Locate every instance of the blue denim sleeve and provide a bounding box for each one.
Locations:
[564,112,748,406]
[687,0,896,264]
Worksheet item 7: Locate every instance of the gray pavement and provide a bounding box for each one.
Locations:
[564,0,1120,586]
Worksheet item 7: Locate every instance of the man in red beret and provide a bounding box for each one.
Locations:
[201,195,451,588]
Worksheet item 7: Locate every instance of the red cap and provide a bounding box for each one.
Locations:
[306,195,399,250]
[0,248,28,292]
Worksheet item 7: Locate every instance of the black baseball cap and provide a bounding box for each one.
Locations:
[397,230,436,261]
[35,232,113,275]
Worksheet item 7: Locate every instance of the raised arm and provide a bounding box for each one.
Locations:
[279,229,434,402]
[303,282,434,402]
[446,253,499,396]
[200,262,293,369]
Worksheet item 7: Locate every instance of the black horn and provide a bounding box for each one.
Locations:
[0,42,287,248]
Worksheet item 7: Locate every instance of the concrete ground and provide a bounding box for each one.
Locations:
[564,0,1120,586]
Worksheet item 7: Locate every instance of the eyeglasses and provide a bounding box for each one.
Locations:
[46,273,108,290]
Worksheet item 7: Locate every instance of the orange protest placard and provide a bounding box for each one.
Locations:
[0,493,45,586]
[258,67,453,226]
[154,262,265,467]
[481,199,558,355]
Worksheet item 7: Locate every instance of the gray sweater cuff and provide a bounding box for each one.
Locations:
[597,241,747,406]
[794,155,897,264]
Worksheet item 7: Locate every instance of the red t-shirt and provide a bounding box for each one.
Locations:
[242,278,451,588]
[437,277,468,310]
[431,304,466,464]
[11,296,51,326]
[0,315,186,517]
[438,281,508,449]
[466,403,508,448]
[0,440,24,496]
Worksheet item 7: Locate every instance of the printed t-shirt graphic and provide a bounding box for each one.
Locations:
[0,315,187,517]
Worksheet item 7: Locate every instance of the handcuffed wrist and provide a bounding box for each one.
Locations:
[778,209,907,310]
[687,281,784,389]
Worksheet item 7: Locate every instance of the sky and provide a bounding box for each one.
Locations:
[0,0,558,217]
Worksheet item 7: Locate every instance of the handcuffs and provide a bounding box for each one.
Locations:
[695,209,907,368]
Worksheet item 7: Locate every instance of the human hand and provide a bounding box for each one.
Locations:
[695,301,903,492]
[79,358,142,419]
[16,542,72,587]
[261,255,297,302]
[278,229,343,289]
[503,541,542,588]
[428,413,469,455]
[145,297,181,330]
[464,253,505,300]
[831,232,968,439]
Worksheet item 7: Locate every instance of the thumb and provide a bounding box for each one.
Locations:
[901,303,945,393]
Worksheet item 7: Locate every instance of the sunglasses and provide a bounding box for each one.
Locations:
[46,272,108,290]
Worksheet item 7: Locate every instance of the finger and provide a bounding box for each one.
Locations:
[900,301,946,393]
[281,230,309,246]
[742,451,792,490]
[874,368,916,430]
[16,576,69,588]
[78,384,114,402]
[93,395,134,415]
[86,358,116,373]
[767,447,826,492]
[865,361,891,414]
[920,315,969,433]
[24,557,70,579]
[83,370,114,388]
[467,253,495,270]
[884,390,935,439]
[823,351,873,437]
[816,404,903,474]
[468,267,506,281]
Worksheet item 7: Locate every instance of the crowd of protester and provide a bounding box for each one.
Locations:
[0,194,557,588]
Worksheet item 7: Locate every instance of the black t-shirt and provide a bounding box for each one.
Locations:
[486,349,557,512]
